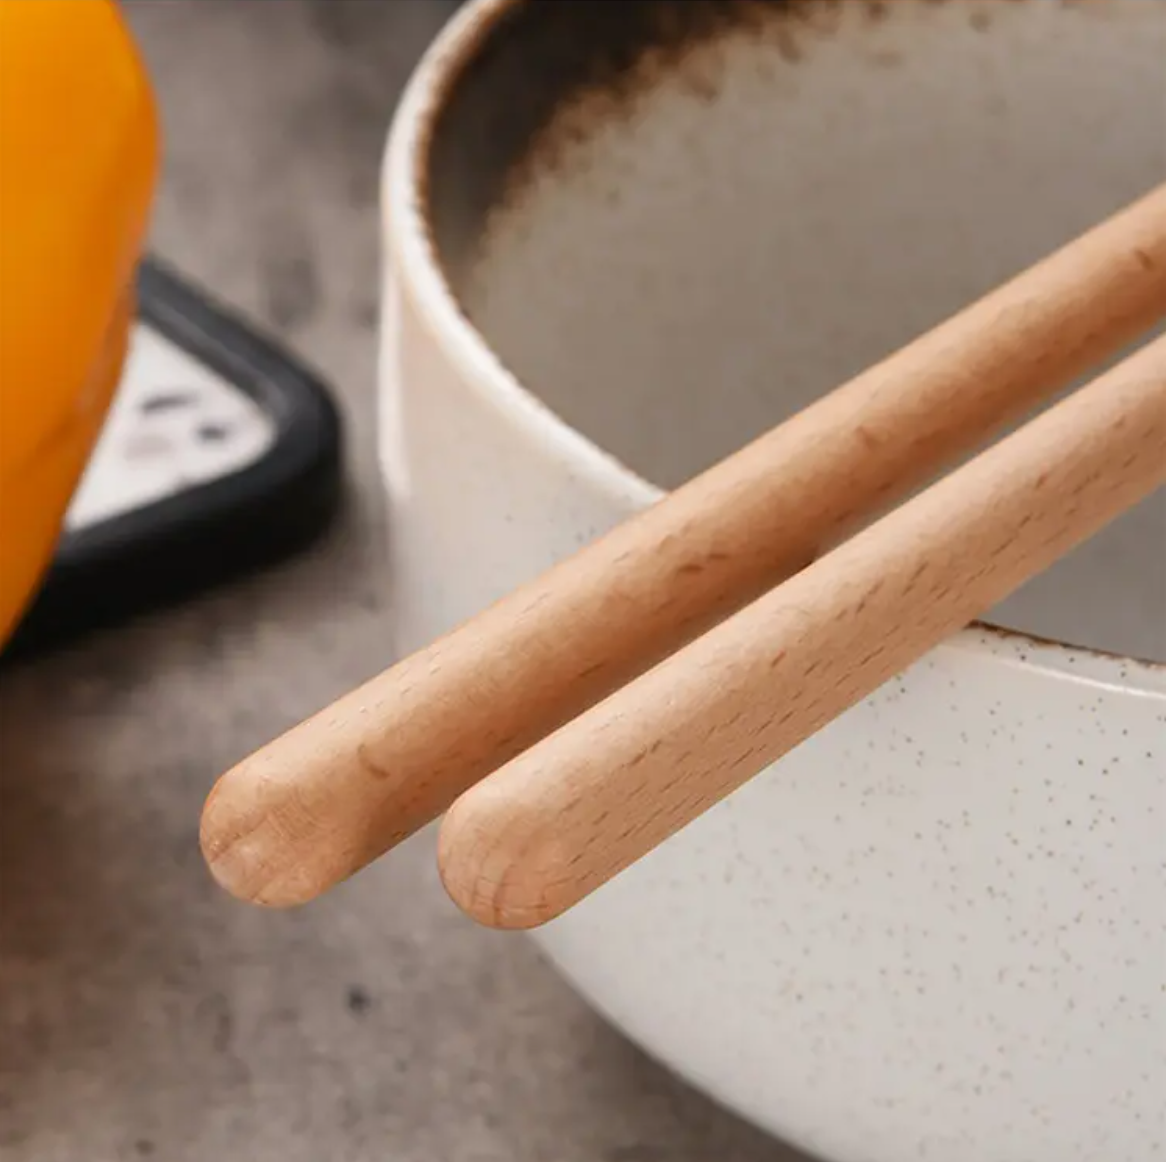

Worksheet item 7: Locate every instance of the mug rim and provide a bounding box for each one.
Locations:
[381,0,1164,685]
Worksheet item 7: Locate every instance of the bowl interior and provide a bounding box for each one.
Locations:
[423,0,1166,663]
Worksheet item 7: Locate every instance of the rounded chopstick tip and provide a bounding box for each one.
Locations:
[198,767,322,910]
[437,787,568,931]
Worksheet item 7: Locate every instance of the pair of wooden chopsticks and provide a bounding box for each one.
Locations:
[200,184,1166,927]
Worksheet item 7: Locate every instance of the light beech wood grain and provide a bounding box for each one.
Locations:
[439,334,1166,928]
[200,185,1166,909]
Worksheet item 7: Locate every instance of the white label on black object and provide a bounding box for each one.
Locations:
[65,323,277,530]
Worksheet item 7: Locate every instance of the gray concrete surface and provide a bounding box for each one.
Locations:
[0,3,811,1160]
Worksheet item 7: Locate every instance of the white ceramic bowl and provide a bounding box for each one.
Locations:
[379,2,1166,1159]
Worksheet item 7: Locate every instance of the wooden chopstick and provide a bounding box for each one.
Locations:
[438,333,1166,929]
[200,184,1166,908]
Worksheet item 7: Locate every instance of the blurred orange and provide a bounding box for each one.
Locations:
[0,0,159,644]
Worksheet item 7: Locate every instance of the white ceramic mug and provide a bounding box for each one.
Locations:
[379,2,1166,1158]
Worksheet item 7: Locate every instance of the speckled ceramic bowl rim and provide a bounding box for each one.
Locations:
[381,0,1164,693]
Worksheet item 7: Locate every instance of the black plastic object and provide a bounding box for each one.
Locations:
[3,257,344,660]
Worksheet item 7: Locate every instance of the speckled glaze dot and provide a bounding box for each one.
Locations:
[381,1,1166,1159]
